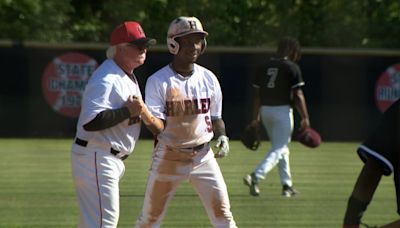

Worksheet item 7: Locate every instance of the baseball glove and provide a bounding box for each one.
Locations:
[240,120,261,151]
[296,127,321,148]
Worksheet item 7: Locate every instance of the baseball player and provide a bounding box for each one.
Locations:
[71,21,156,227]
[134,16,237,228]
[343,99,400,228]
[243,36,311,197]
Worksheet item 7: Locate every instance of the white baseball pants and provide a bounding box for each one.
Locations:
[71,144,125,228]
[135,143,237,228]
[254,105,294,187]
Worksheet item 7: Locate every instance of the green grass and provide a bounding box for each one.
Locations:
[0,139,397,227]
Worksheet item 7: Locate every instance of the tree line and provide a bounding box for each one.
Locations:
[1,0,399,48]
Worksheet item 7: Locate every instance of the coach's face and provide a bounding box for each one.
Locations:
[116,43,148,72]
[176,33,204,63]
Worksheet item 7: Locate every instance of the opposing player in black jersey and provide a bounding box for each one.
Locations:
[343,99,400,228]
[244,36,311,197]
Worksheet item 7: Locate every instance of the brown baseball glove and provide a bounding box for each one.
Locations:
[240,120,261,151]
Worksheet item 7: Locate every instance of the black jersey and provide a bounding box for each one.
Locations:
[253,57,305,106]
[357,99,400,214]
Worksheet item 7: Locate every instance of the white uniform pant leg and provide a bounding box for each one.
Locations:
[278,152,292,187]
[254,106,293,183]
[190,150,237,228]
[135,145,187,228]
[72,148,125,228]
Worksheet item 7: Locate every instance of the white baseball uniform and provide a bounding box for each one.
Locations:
[71,59,142,227]
[135,64,237,228]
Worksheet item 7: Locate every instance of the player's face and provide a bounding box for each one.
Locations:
[176,34,204,63]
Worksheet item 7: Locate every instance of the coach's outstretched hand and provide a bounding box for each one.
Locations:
[215,135,229,158]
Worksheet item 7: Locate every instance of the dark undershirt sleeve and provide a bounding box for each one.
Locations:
[83,107,131,131]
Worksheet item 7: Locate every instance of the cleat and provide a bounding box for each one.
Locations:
[282,185,298,197]
[243,173,260,196]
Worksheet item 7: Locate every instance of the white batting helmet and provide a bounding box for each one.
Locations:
[167,16,208,55]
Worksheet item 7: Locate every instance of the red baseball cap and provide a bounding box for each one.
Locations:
[110,21,156,47]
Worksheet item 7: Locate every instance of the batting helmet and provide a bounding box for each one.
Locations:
[167,16,208,55]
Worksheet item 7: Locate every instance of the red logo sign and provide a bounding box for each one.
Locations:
[41,52,98,118]
[375,63,400,113]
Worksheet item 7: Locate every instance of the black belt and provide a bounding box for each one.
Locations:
[75,138,128,160]
[182,142,208,151]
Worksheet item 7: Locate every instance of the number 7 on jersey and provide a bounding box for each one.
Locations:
[267,67,279,88]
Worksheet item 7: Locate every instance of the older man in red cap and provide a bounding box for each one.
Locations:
[71,21,156,227]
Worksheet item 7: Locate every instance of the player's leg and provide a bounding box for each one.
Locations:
[251,106,279,180]
[343,158,382,227]
[244,147,281,197]
[254,106,292,180]
[190,154,237,228]
[135,146,187,228]
[278,152,299,197]
[277,108,296,196]
[72,149,125,228]
[243,105,274,189]
[278,152,292,187]
[135,170,181,228]
[254,148,281,178]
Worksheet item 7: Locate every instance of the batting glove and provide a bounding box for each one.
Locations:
[215,135,229,158]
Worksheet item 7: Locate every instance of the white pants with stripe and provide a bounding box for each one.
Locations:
[254,105,294,187]
[71,144,125,228]
[135,142,237,228]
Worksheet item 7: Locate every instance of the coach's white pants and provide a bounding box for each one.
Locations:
[254,105,294,187]
[71,144,125,228]
[135,142,237,228]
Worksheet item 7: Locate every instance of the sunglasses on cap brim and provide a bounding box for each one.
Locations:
[130,38,156,48]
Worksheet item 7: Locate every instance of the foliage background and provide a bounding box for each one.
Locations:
[0,0,399,48]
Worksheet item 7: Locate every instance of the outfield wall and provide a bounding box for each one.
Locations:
[0,41,399,141]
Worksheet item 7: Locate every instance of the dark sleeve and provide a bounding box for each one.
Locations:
[83,107,131,131]
[290,62,304,88]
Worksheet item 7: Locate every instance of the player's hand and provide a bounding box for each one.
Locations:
[214,135,229,158]
[125,95,144,117]
[299,118,310,132]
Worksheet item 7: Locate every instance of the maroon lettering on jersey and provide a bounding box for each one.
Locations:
[165,101,175,116]
[184,99,195,115]
[200,98,210,113]
[166,98,210,116]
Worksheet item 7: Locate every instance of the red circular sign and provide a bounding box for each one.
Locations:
[375,63,400,113]
[41,52,98,118]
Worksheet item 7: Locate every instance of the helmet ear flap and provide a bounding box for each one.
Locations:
[167,37,179,55]
[167,36,207,55]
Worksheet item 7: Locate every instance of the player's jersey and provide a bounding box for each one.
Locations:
[253,57,304,106]
[75,59,142,154]
[145,63,222,148]
[357,98,399,214]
